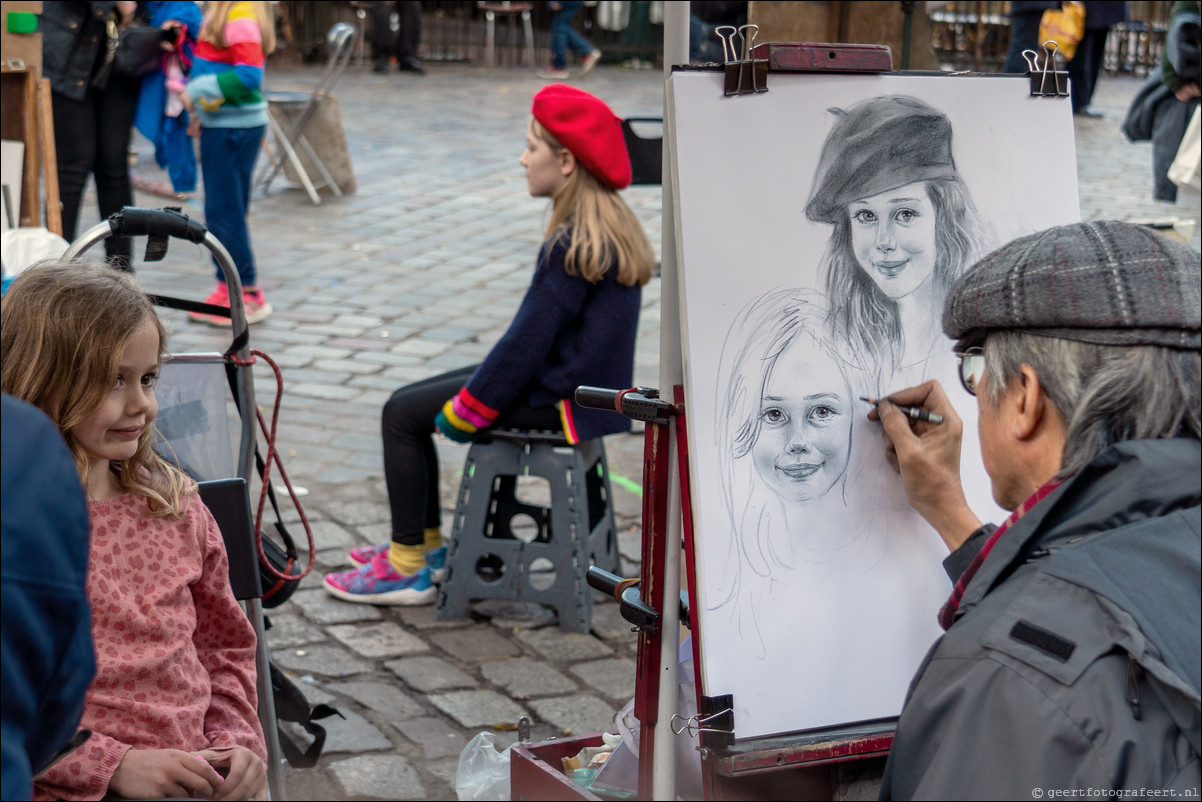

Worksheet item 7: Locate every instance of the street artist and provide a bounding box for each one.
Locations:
[868,220,1201,798]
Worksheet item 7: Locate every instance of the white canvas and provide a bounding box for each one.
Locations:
[668,70,1080,740]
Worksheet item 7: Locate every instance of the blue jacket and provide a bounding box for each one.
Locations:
[0,395,95,800]
[133,1,203,193]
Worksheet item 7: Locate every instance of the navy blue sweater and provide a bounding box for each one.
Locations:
[445,234,640,442]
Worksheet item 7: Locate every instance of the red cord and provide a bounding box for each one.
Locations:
[236,349,316,582]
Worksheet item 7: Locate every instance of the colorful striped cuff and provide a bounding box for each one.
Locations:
[557,400,580,444]
[439,399,478,436]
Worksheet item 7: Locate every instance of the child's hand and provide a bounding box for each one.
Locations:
[108,748,224,799]
[196,747,268,801]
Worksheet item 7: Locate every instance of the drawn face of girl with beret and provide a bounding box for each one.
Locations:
[847,180,938,302]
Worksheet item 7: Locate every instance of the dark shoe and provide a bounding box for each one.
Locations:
[399,57,425,74]
[373,59,389,74]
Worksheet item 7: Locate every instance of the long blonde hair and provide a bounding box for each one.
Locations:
[1,262,194,516]
[199,0,277,54]
[534,120,653,287]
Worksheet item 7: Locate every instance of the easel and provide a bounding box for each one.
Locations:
[512,12,1072,799]
[0,1,61,235]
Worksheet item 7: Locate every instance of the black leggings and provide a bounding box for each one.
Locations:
[382,365,561,546]
[51,74,141,265]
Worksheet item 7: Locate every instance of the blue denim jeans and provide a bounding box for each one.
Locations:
[549,1,595,69]
[200,125,265,288]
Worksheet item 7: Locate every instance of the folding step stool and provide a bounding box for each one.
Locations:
[435,430,620,633]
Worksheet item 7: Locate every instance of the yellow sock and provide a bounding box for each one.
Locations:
[424,527,443,553]
[388,542,426,575]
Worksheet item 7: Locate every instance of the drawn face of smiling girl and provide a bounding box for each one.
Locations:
[751,333,853,505]
[848,181,938,302]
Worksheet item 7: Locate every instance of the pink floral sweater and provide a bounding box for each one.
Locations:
[35,492,265,801]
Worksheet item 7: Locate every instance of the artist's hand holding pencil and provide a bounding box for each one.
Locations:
[868,381,982,552]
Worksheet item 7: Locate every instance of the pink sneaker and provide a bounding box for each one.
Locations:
[348,542,389,567]
[579,50,602,77]
[348,542,448,583]
[189,283,229,324]
[203,287,273,327]
[323,551,437,606]
[242,288,273,324]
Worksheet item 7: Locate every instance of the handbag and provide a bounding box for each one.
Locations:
[1039,2,1086,62]
[91,15,164,88]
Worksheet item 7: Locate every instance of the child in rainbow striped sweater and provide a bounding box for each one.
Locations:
[324,85,654,605]
[181,0,274,325]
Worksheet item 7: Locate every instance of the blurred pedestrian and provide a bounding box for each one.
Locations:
[180,0,275,324]
[539,2,601,80]
[370,1,424,74]
[1069,1,1129,116]
[1121,0,1200,201]
[42,0,143,267]
[1001,1,1060,73]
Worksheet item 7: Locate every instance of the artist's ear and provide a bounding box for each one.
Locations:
[559,149,576,177]
[1011,364,1049,441]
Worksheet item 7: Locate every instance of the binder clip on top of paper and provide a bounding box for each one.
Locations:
[716,24,769,97]
[1023,40,1071,98]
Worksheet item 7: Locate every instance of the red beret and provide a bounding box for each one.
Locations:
[532,84,632,190]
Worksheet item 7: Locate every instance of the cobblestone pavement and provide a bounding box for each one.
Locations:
[77,61,1198,801]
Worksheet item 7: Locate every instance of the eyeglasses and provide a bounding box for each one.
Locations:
[956,347,985,396]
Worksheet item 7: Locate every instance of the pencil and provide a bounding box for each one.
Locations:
[859,396,944,425]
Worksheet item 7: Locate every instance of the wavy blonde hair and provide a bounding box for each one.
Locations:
[200,0,277,54]
[533,120,653,287]
[1,262,194,516]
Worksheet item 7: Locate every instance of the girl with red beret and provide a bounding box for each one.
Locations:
[324,85,654,605]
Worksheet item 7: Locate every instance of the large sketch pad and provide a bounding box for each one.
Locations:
[668,70,1079,740]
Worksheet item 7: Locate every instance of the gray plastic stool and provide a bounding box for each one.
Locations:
[435,429,619,632]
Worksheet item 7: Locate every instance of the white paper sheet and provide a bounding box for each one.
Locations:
[668,70,1080,740]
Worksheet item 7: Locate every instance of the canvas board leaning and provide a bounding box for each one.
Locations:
[668,70,1081,742]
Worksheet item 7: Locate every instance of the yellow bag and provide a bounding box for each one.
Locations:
[1039,2,1086,62]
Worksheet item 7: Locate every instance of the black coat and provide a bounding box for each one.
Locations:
[41,1,118,101]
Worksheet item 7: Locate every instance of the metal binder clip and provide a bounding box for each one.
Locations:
[1030,40,1069,97]
[670,710,736,738]
[722,23,768,97]
[1021,49,1041,74]
[715,25,738,65]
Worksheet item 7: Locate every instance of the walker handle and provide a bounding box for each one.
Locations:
[109,207,208,244]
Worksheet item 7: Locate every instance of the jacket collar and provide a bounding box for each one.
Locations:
[956,438,1201,618]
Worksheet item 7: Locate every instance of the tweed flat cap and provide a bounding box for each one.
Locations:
[943,220,1201,350]
[805,95,958,224]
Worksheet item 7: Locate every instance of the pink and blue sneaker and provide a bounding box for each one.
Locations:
[347,543,447,583]
[323,551,437,606]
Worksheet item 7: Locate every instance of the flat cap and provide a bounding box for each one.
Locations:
[805,95,958,224]
[943,220,1201,350]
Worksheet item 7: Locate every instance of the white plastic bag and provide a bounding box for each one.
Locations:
[1168,106,1201,192]
[455,731,514,802]
[1,227,69,279]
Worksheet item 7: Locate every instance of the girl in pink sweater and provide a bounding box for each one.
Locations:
[1,263,267,801]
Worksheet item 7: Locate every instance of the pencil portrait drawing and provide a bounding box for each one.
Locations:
[712,289,887,656]
[807,95,991,390]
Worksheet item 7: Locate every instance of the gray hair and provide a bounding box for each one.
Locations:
[982,331,1201,479]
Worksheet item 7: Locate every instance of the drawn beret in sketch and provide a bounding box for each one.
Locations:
[805,95,958,224]
[943,220,1201,350]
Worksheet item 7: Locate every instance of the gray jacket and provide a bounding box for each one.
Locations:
[881,438,1201,800]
